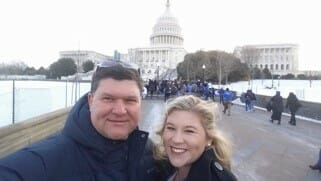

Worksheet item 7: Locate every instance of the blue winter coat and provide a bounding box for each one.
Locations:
[223,91,233,102]
[0,94,157,181]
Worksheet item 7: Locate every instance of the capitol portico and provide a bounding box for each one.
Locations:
[128,0,186,81]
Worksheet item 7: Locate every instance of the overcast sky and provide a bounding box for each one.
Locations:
[0,0,320,70]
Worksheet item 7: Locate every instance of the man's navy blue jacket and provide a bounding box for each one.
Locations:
[0,94,157,181]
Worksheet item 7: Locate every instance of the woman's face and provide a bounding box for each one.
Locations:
[163,110,210,169]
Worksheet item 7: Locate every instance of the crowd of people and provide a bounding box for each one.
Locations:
[144,79,216,101]
[143,79,235,103]
[144,79,238,116]
[143,77,307,126]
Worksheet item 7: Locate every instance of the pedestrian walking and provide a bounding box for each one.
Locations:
[164,83,172,101]
[223,88,233,116]
[210,87,216,101]
[285,92,301,126]
[269,91,284,125]
[245,89,256,112]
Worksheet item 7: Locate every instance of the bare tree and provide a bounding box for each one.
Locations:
[240,46,261,87]
[215,51,237,85]
[0,61,28,75]
[177,50,248,83]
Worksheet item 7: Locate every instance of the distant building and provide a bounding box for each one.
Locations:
[234,44,299,75]
[128,0,186,81]
[301,70,321,77]
[59,50,112,72]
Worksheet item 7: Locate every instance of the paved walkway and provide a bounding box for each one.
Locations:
[140,99,321,181]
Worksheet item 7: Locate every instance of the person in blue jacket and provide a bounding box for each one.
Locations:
[218,88,225,104]
[0,61,158,181]
[222,88,233,116]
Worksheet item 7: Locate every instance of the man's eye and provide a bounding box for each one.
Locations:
[103,97,113,101]
[126,99,138,103]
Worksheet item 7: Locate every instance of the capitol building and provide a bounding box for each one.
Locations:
[59,0,186,81]
[59,1,306,81]
[128,0,186,81]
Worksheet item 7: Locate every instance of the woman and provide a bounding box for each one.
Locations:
[269,91,284,125]
[285,92,301,126]
[154,95,237,181]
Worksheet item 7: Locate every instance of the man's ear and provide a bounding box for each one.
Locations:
[88,92,93,108]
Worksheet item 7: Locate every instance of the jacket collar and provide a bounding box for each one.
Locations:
[187,148,237,181]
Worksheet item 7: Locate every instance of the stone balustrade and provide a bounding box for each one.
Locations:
[0,107,71,158]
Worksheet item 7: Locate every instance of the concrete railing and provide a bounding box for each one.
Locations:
[246,94,321,121]
[0,107,71,158]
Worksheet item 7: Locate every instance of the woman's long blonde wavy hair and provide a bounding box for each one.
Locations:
[153,95,233,169]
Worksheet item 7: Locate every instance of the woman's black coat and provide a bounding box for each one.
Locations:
[156,148,237,181]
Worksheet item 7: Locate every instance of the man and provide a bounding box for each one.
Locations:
[285,92,301,126]
[0,61,157,180]
[245,89,256,112]
[222,88,233,116]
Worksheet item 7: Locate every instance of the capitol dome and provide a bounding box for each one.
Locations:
[150,0,184,47]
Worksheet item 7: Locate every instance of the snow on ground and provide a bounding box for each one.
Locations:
[1,79,321,127]
[217,79,321,103]
[0,80,90,127]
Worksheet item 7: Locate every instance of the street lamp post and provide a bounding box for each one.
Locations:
[157,65,159,81]
[202,64,206,82]
[187,62,190,81]
[271,72,274,88]
[219,58,222,88]
[309,71,312,88]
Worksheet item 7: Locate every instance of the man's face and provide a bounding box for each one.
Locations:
[88,78,141,140]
